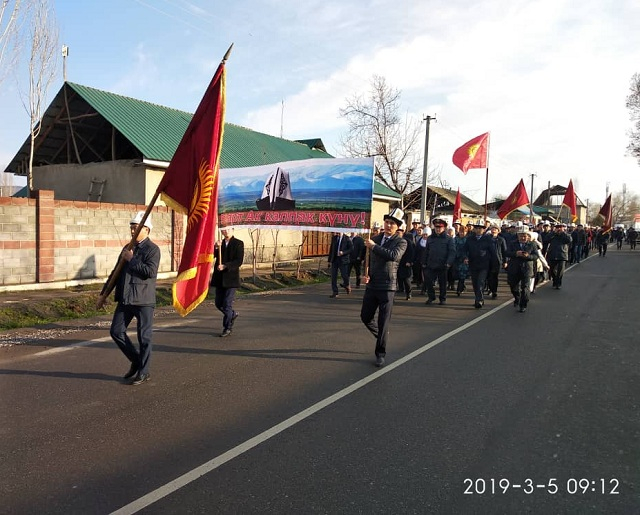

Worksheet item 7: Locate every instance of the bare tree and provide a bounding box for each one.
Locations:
[0,0,24,85]
[339,75,426,204]
[612,190,640,223]
[18,0,59,194]
[626,73,640,165]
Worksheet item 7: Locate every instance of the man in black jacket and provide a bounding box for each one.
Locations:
[103,211,161,385]
[546,222,572,289]
[505,228,539,312]
[211,227,245,337]
[361,208,407,367]
[464,221,496,308]
[487,224,507,299]
[328,231,353,297]
[421,218,455,305]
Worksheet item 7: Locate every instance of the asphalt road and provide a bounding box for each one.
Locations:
[1,249,639,514]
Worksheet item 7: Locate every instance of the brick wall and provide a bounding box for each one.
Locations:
[0,191,178,286]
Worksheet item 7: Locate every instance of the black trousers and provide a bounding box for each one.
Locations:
[361,289,395,357]
[424,267,448,301]
[331,260,350,294]
[348,260,362,286]
[508,272,531,308]
[549,260,566,287]
[487,267,500,295]
[470,268,489,303]
[110,304,154,375]
[215,286,237,330]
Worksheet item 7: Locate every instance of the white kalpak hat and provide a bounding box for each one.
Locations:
[130,211,153,229]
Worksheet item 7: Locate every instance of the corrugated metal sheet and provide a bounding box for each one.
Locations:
[67,82,332,167]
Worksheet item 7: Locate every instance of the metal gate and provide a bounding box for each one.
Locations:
[301,230,332,257]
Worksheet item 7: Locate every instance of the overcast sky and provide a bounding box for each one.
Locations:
[1,0,639,207]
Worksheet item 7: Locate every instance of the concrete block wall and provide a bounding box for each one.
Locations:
[0,191,176,286]
[0,197,37,285]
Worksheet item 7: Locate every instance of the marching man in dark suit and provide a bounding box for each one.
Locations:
[211,227,244,337]
[361,208,408,367]
[328,231,353,297]
[102,211,161,386]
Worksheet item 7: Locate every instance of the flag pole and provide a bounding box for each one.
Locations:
[484,133,491,221]
[213,43,233,269]
[484,168,489,221]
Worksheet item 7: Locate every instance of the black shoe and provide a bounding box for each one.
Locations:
[438,299,446,305]
[519,306,527,313]
[123,363,138,379]
[491,293,498,299]
[330,293,339,298]
[375,356,385,367]
[220,328,232,337]
[425,298,435,305]
[406,294,412,300]
[474,302,482,309]
[230,311,239,327]
[131,373,150,385]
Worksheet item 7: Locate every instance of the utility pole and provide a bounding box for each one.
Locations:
[529,172,536,223]
[420,115,436,224]
[62,45,69,81]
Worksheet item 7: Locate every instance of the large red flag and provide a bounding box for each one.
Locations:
[452,132,489,174]
[453,188,462,221]
[157,59,227,316]
[497,179,530,220]
[597,194,613,234]
[562,179,578,222]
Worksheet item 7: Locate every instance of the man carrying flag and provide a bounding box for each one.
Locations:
[211,227,244,337]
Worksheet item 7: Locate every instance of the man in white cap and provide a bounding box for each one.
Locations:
[101,211,160,385]
[505,227,538,312]
[361,207,407,367]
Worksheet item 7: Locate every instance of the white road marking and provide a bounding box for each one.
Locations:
[110,300,512,514]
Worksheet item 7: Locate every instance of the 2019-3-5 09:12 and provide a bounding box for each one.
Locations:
[463,478,620,495]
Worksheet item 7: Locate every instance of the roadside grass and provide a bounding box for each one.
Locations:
[0,270,329,331]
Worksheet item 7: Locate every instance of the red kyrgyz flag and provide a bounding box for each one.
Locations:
[157,60,226,316]
[453,188,462,221]
[597,194,613,234]
[562,179,578,222]
[452,132,489,174]
[497,179,530,220]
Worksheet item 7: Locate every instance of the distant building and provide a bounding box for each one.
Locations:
[533,185,587,224]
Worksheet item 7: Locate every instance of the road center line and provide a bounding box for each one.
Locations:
[110,299,512,515]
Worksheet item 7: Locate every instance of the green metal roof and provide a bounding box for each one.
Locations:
[373,181,402,199]
[66,82,332,167]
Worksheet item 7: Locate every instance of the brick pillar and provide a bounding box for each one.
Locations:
[36,190,55,283]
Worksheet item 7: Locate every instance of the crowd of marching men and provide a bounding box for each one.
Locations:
[341,217,625,314]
